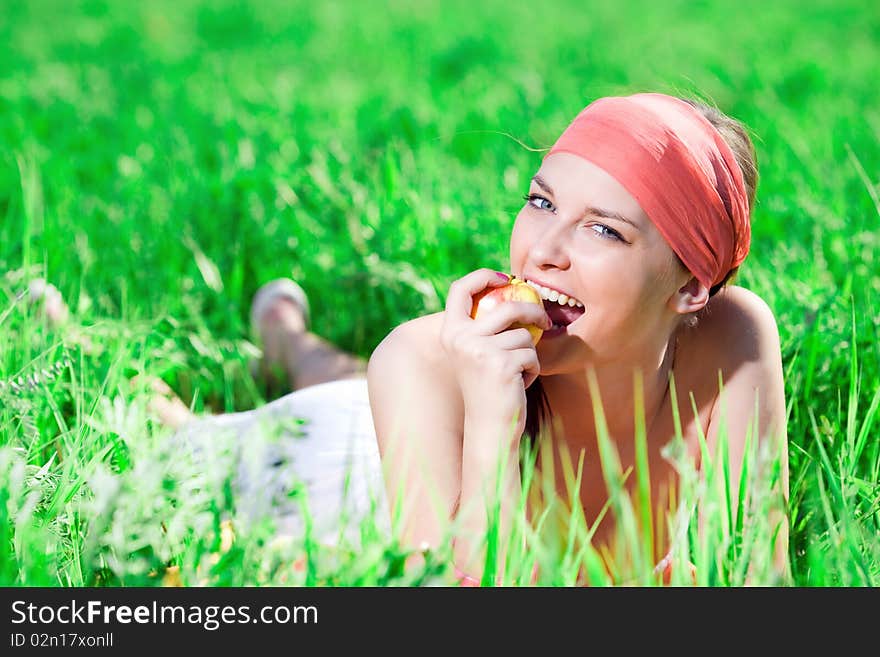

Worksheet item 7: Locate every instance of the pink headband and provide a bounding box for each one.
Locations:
[546,93,750,289]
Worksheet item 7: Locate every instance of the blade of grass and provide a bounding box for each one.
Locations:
[632,369,655,581]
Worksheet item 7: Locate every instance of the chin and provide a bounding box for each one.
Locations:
[540,363,585,378]
[538,336,595,373]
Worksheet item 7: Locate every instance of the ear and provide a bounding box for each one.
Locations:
[669,276,710,315]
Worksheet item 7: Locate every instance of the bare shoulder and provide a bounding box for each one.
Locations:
[373,312,443,360]
[691,285,782,364]
[368,311,449,370]
[672,285,786,443]
[367,311,463,446]
[701,285,778,328]
[690,285,788,446]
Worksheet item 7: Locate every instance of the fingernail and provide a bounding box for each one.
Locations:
[496,272,511,282]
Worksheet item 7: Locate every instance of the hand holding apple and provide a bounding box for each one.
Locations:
[470,275,545,345]
[440,269,551,446]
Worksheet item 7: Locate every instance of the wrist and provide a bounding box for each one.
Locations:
[462,412,524,460]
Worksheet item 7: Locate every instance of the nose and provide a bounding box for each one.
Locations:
[527,221,570,272]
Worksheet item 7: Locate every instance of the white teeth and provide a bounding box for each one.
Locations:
[525,280,585,308]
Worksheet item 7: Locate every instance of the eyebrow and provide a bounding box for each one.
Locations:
[531,174,641,231]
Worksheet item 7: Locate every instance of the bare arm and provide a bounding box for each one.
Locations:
[368,270,550,583]
[367,316,524,581]
[367,315,465,556]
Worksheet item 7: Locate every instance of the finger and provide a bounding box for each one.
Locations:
[524,371,540,390]
[509,347,541,386]
[471,300,552,335]
[445,268,512,318]
[487,327,538,352]
[442,329,534,371]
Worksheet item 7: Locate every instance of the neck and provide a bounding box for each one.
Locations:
[540,331,678,448]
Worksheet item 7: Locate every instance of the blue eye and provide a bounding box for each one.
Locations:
[591,224,623,241]
[523,193,554,211]
[523,192,626,243]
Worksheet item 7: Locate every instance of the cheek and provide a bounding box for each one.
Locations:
[574,253,670,332]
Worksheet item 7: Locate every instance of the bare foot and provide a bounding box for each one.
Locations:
[25,279,100,354]
[27,279,69,327]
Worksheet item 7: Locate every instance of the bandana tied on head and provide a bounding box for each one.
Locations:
[547,93,750,290]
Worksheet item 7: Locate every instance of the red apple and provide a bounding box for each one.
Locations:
[470,276,544,345]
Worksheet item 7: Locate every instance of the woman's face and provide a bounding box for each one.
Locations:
[509,152,687,375]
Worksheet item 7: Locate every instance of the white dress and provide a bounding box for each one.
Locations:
[173,378,390,546]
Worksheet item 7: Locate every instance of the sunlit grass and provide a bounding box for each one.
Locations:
[1,0,878,586]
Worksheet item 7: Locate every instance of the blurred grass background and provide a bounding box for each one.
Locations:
[1,0,878,585]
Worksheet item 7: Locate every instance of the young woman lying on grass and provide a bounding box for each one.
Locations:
[368,93,789,584]
[145,92,790,585]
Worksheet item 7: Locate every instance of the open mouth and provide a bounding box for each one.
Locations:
[524,279,586,331]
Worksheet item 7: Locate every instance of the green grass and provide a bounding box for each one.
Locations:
[1,0,878,586]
